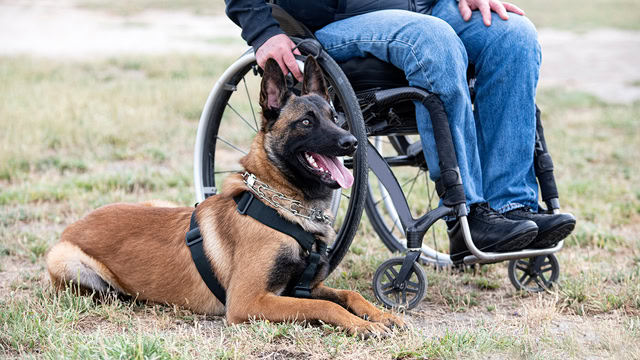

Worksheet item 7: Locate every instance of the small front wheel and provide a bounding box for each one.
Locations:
[372,256,427,310]
[508,254,560,292]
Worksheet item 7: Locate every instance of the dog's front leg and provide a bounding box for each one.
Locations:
[226,293,391,337]
[311,283,406,329]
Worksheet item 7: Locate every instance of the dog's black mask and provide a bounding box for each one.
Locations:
[259,56,358,200]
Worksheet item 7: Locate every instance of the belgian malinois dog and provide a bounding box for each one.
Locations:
[46,56,405,336]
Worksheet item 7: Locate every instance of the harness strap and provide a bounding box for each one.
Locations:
[233,191,326,298]
[234,191,316,252]
[186,211,227,305]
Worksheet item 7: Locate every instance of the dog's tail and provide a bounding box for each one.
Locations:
[46,241,125,294]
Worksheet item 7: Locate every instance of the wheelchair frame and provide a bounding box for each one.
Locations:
[193,5,566,308]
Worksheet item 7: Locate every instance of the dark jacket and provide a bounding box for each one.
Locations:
[225,0,438,51]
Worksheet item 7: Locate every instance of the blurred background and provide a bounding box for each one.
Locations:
[1,1,639,358]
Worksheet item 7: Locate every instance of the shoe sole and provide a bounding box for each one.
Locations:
[450,229,538,265]
[532,221,576,249]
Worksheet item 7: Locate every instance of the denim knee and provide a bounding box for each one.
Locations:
[488,15,541,66]
[504,16,540,59]
[402,15,469,95]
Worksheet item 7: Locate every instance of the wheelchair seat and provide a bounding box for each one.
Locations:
[338,57,408,92]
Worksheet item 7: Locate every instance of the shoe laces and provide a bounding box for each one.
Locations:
[472,202,505,221]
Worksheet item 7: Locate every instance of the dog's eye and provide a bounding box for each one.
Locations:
[301,119,311,126]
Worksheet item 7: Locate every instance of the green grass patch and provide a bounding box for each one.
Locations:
[76,0,226,16]
[1,54,640,358]
[518,0,640,30]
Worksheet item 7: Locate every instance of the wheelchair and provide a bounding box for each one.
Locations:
[193,5,564,310]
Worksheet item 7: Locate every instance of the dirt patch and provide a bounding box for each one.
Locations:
[538,28,640,104]
[0,0,246,59]
[0,257,42,300]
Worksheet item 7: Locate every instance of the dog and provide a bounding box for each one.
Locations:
[46,56,405,337]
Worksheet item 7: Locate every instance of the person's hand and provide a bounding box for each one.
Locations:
[458,0,525,26]
[256,34,303,81]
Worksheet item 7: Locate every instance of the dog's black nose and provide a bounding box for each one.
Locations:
[339,135,358,151]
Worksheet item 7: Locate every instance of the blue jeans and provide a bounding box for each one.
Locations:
[315,0,541,213]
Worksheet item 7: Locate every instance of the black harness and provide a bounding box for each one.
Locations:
[185,191,327,305]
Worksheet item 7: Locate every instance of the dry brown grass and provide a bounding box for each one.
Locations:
[1,10,640,356]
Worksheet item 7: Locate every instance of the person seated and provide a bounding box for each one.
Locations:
[224,0,576,263]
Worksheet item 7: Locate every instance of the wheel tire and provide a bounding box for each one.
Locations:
[372,256,427,310]
[194,45,367,276]
[508,254,560,292]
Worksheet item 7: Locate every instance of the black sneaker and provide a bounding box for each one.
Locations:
[448,203,538,264]
[504,207,576,248]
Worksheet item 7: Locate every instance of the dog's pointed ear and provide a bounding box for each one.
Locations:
[259,58,288,129]
[301,56,329,102]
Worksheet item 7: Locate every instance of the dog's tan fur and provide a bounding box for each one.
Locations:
[46,57,404,336]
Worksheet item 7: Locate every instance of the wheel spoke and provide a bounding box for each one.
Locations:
[519,273,529,284]
[517,259,530,267]
[389,219,399,235]
[402,289,408,305]
[340,192,351,200]
[226,103,258,133]
[374,194,388,207]
[382,288,396,296]
[389,266,399,277]
[407,280,420,288]
[523,276,535,287]
[539,272,549,284]
[540,265,554,273]
[516,264,529,272]
[215,135,248,155]
[242,77,259,131]
[381,281,394,290]
[384,270,395,284]
[406,287,419,294]
[403,171,421,201]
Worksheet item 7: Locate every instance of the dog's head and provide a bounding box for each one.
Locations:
[257,56,357,199]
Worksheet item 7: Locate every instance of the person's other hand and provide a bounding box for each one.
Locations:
[458,0,525,26]
[256,34,303,81]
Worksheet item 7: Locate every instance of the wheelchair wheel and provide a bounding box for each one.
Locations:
[193,47,367,275]
[508,254,559,292]
[372,256,427,310]
[364,136,451,267]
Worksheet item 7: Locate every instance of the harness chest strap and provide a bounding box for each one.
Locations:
[185,191,327,304]
[185,211,227,305]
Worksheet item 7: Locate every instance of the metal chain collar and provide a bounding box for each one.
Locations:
[242,172,333,225]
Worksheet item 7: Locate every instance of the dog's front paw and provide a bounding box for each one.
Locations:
[365,311,407,329]
[381,312,407,329]
[347,320,391,339]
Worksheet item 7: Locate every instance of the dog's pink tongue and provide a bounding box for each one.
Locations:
[314,154,354,189]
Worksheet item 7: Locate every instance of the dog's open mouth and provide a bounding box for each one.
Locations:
[299,152,354,189]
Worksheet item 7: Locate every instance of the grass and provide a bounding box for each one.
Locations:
[76,0,226,16]
[518,0,640,30]
[72,0,640,31]
[1,53,640,358]
[2,1,640,352]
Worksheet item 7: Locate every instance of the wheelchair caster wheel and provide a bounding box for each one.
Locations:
[508,254,559,292]
[372,256,427,310]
